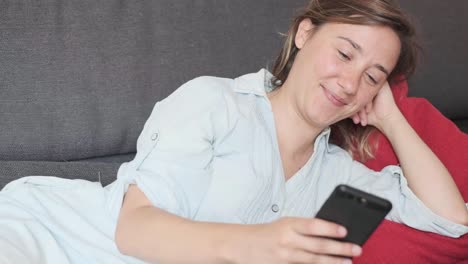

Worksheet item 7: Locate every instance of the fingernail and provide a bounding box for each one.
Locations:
[343,259,352,264]
[352,245,362,256]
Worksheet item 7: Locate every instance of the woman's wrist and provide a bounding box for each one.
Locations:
[216,227,238,264]
[212,223,255,264]
[375,109,407,138]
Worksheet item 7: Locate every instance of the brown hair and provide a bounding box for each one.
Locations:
[271,0,420,161]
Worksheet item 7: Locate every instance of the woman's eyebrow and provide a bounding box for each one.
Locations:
[374,64,389,76]
[337,36,390,76]
[337,36,362,52]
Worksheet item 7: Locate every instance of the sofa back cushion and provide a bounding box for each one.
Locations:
[0,0,304,161]
[399,0,468,131]
[1,0,466,162]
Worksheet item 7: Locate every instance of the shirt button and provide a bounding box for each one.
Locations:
[271,204,279,213]
[151,132,159,141]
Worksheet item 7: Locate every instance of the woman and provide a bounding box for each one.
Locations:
[111,0,468,263]
[0,0,467,263]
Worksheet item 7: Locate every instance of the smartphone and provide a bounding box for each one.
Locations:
[315,184,392,246]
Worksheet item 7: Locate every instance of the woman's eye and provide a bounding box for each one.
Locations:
[338,50,351,61]
[366,74,378,85]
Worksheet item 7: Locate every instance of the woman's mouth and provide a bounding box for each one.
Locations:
[322,85,347,107]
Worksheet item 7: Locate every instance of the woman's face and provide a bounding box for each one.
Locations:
[284,20,401,128]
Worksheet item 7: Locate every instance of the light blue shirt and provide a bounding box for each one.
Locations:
[106,69,468,237]
[0,69,466,263]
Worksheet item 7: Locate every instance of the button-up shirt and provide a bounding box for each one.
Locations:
[106,69,468,237]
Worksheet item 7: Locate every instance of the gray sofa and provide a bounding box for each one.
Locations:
[1,0,467,189]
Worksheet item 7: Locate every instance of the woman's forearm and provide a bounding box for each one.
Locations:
[115,205,245,264]
[381,111,468,225]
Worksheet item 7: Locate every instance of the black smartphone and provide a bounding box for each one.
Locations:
[315,184,392,246]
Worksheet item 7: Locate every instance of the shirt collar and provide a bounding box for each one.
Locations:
[316,127,332,153]
[234,68,332,153]
[233,68,273,97]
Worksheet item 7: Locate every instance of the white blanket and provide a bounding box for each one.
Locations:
[0,176,145,264]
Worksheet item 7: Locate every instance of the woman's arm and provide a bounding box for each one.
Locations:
[115,185,231,264]
[378,110,468,225]
[115,185,361,264]
[355,83,468,226]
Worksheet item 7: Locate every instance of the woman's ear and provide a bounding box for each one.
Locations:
[295,19,315,49]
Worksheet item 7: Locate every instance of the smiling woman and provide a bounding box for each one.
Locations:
[271,0,419,161]
[113,1,467,263]
[268,22,401,130]
[0,0,467,264]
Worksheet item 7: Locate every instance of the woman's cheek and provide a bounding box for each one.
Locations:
[362,87,379,101]
[312,49,340,76]
[320,57,340,76]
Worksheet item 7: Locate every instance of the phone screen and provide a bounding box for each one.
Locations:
[315,184,392,245]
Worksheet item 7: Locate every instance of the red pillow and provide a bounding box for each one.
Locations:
[354,80,468,264]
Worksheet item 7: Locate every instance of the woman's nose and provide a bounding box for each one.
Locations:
[337,69,359,95]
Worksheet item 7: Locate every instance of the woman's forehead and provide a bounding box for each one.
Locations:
[319,23,401,69]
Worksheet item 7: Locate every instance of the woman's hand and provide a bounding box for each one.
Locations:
[351,82,404,133]
[228,217,362,264]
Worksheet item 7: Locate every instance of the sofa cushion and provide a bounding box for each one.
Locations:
[355,80,468,263]
[399,0,468,125]
[0,0,305,161]
[454,119,468,134]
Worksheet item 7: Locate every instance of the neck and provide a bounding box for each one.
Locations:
[267,85,324,161]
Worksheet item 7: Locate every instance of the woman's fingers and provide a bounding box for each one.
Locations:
[358,109,368,126]
[290,218,362,258]
[261,218,362,264]
[293,233,362,258]
[285,248,355,264]
[292,218,347,238]
[352,114,360,124]
[352,101,373,126]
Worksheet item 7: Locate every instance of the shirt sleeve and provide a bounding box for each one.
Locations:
[107,76,233,219]
[345,157,468,238]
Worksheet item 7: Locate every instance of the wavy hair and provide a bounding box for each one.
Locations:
[271,0,420,161]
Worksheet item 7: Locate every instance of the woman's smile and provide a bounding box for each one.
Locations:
[321,84,348,107]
